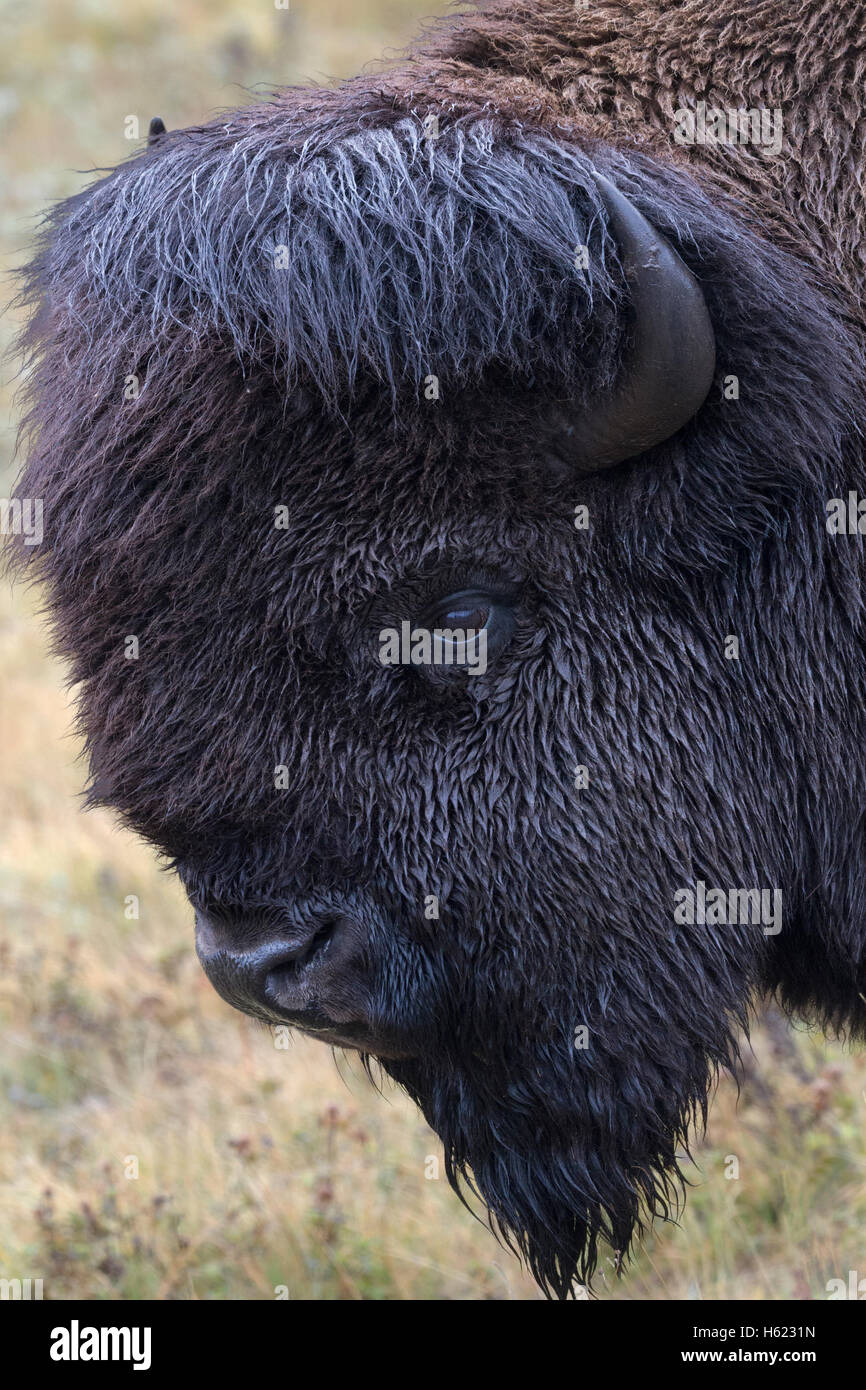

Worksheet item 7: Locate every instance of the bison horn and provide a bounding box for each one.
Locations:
[568,174,716,471]
[148,116,167,147]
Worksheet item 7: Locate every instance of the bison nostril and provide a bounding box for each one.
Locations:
[193,901,370,1029]
[263,917,337,990]
[260,913,367,1023]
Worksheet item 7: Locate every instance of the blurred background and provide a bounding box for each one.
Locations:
[1,0,864,1301]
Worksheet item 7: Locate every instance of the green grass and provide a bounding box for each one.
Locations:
[1,0,865,1301]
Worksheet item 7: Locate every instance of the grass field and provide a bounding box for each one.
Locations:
[1,0,864,1301]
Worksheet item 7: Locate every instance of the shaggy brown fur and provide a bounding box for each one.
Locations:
[402,0,866,316]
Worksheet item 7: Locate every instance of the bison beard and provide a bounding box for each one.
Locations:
[8,4,866,1297]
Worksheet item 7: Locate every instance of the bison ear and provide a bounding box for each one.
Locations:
[567,174,716,472]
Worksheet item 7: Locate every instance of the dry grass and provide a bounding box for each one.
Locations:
[1,0,864,1301]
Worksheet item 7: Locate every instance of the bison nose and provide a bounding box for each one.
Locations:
[194,901,370,1027]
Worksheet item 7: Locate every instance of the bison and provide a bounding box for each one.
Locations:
[8,0,866,1297]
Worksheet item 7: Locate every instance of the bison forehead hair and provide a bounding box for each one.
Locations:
[9,10,866,1297]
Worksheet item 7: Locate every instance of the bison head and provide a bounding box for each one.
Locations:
[9,38,865,1296]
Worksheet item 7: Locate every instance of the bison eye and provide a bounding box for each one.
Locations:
[434,598,491,632]
[418,589,516,675]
